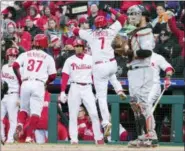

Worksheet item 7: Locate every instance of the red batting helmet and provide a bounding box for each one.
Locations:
[33,34,48,48]
[73,39,85,47]
[94,16,107,28]
[6,47,19,59]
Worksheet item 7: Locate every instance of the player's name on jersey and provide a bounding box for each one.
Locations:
[27,51,47,59]
[2,73,15,79]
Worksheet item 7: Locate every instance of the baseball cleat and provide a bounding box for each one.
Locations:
[96,139,105,145]
[104,123,112,138]
[1,137,5,145]
[25,137,34,143]
[128,139,143,148]
[71,141,78,145]
[13,124,23,141]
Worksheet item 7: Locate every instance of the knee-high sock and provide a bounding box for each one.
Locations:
[26,115,39,137]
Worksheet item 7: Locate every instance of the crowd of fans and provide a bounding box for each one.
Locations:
[1,0,185,144]
[1,1,184,77]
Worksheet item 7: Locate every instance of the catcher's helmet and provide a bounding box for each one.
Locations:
[6,47,19,59]
[94,16,107,28]
[73,39,85,47]
[33,34,48,48]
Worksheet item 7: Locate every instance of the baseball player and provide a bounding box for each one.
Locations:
[12,34,57,143]
[141,52,174,146]
[124,5,156,147]
[1,48,19,143]
[60,39,104,145]
[72,5,127,137]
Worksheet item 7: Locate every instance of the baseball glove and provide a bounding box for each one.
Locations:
[112,35,132,56]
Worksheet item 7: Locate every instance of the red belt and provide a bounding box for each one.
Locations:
[71,82,91,86]
[95,58,115,65]
[23,78,44,83]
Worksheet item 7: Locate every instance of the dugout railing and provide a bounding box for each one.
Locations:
[48,92,184,145]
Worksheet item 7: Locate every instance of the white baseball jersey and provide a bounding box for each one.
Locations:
[129,27,155,67]
[62,54,93,83]
[15,50,56,82]
[151,53,173,84]
[1,64,19,93]
[79,21,122,63]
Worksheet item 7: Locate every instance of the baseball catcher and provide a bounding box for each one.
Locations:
[120,5,158,148]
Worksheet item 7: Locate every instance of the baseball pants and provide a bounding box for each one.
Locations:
[68,83,103,143]
[1,93,19,142]
[20,80,45,116]
[93,60,117,127]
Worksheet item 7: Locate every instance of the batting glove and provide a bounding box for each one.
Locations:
[164,77,171,90]
[60,92,67,103]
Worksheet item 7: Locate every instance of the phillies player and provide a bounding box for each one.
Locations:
[72,5,127,137]
[143,52,174,144]
[60,39,104,144]
[1,48,19,143]
[12,34,57,143]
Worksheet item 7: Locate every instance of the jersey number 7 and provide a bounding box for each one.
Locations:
[99,37,105,49]
[27,59,43,72]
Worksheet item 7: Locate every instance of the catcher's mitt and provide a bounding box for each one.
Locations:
[112,35,132,57]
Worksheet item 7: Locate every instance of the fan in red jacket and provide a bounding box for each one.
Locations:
[168,16,185,57]
[16,23,32,51]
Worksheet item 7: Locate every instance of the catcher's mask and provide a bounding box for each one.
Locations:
[127,5,149,26]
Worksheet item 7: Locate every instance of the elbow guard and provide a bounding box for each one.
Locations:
[136,49,152,58]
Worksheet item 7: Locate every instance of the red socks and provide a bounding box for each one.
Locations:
[18,111,28,125]
[26,115,39,137]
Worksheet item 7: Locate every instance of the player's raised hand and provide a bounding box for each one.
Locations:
[164,77,171,90]
[60,92,67,103]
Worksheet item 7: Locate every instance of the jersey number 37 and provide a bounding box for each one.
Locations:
[27,59,43,72]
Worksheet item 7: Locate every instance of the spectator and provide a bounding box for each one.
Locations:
[160,116,171,142]
[24,16,43,40]
[154,29,180,62]
[37,6,59,31]
[152,4,169,34]
[28,5,41,25]
[16,23,32,51]
[78,17,89,29]
[45,18,62,58]
[167,14,185,57]
[13,1,26,23]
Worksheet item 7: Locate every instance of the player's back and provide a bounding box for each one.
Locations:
[20,50,54,82]
[79,21,122,63]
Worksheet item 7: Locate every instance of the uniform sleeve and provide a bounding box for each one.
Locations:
[48,56,57,75]
[62,59,71,75]
[1,66,5,82]
[79,29,92,42]
[109,20,122,36]
[158,55,173,71]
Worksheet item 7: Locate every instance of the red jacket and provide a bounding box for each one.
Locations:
[18,31,32,51]
[168,17,185,57]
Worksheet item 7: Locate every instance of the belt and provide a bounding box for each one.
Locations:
[71,82,91,86]
[23,78,44,83]
[8,92,18,94]
[127,66,149,70]
[95,58,115,65]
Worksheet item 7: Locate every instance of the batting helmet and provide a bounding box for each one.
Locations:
[6,47,19,59]
[33,34,48,48]
[94,16,107,28]
[73,39,85,47]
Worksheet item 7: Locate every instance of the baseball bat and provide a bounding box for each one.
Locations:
[151,88,166,113]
